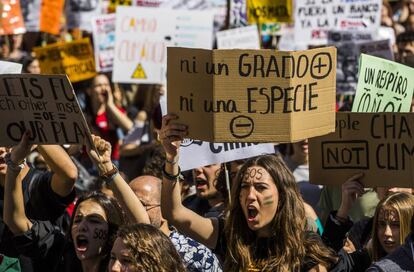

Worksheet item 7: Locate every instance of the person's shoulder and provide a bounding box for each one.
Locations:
[368,245,414,272]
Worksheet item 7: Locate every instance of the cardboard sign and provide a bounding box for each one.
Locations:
[247,0,292,24]
[333,38,393,95]
[180,140,275,171]
[167,47,337,142]
[34,38,96,83]
[0,0,26,35]
[309,112,414,187]
[0,61,23,74]
[112,6,214,84]
[294,0,381,46]
[216,25,260,49]
[0,75,92,147]
[65,0,103,32]
[39,0,65,35]
[352,54,414,112]
[92,14,116,72]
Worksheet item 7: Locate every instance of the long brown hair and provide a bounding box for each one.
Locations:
[371,192,414,261]
[224,154,306,271]
[116,224,186,272]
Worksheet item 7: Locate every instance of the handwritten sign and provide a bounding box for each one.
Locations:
[247,0,292,24]
[0,0,25,35]
[33,38,96,83]
[180,140,274,171]
[309,112,414,187]
[294,0,381,46]
[216,25,260,49]
[112,6,214,84]
[352,54,414,112]
[167,47,337,142]
[39,0,65,35]
[0,75,92,147]
[0,61,22,74]
[92,14,116,72]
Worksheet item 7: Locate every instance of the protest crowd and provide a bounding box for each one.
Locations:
[1,0,414,271]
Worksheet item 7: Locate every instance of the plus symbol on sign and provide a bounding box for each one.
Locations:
[313,57,327,74]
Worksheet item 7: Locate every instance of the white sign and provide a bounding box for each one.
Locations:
[0,61,22,74]
[294,0,381,46]
[179,140,275,171]
[216,25,260,49]
[92,14,116,72]
[112,6,214,84]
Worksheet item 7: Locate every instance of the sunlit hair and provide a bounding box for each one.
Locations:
[115,224,186,272]
[371,192,414,261]
[225,154,306,271]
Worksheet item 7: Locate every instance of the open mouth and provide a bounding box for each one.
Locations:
[195,179,208,190]
[75,235,89,252]
[247,206,259,222]
[0,157,5,165]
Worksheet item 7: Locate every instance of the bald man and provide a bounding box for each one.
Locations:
[129,176,222,272]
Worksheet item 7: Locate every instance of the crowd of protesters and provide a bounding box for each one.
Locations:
[1,0,414,271]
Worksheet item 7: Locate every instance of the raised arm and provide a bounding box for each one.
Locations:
[87,135,150,224]
[37,145,78,197]
[104,87,133,131]
[4,131,33,234]
[160,114,219,249]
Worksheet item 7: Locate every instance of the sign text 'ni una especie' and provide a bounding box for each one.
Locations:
[167,47,337,142]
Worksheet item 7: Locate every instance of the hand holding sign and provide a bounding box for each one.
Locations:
[336,173,365,220]
[9,130,33,166]
[159,114,188,160]
[87,135,112,175]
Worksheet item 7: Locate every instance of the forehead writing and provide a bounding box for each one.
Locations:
[242,167,264,182]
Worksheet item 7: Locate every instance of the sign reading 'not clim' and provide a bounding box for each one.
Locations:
[167,47,337,142]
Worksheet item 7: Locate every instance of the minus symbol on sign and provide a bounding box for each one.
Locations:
[235,124,251,128]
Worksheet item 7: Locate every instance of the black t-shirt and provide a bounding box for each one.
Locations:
[0,168,75,271]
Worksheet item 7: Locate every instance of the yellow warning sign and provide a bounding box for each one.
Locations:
[131,63,147,79]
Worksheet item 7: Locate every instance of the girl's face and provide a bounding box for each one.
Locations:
[90,75,111,104]
[239,166,279,237]
[108,237,136,272]
[71,199,109,260]
[27,59,41,74]
[377,207,400,254]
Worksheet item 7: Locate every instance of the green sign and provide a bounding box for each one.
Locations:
[352,54,414,113]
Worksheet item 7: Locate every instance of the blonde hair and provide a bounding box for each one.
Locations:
[371,192,414,261]
[224,155,306,271]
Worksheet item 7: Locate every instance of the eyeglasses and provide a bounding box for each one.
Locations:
[140,201,160,212]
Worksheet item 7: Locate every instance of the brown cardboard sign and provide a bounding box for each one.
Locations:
[309,112,414,187]
[167,47,337,142]
[0,74,92,147]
